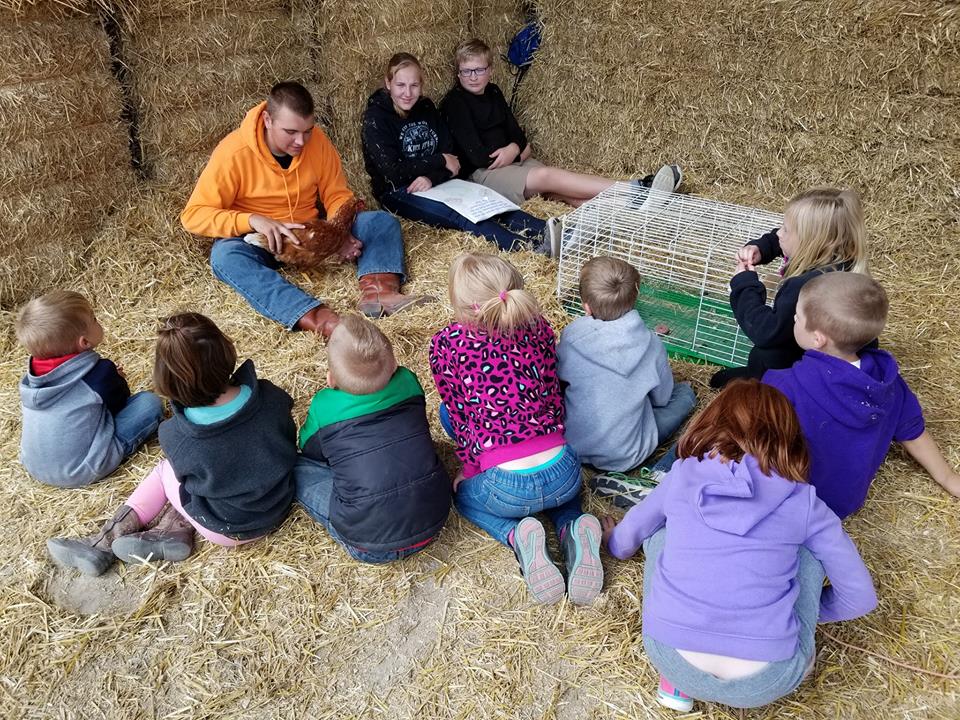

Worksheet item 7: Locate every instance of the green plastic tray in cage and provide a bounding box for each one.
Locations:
[563,280,753,368]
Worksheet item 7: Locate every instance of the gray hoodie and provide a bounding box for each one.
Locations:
[557,310,673,471]
[19,350,127,487]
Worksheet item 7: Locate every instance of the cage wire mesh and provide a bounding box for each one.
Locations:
[556,182,784,367]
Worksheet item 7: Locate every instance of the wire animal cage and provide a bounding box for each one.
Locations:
[556,183,784,367]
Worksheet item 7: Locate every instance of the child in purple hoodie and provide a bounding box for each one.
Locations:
[763,272,960,518]
[602,380,877,712]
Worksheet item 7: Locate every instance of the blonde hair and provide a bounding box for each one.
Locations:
[448,252,541,334]
[385,52,422,82]
[15,290,95,358]
[782,187,868,279]
[327,315,398,395]
[454,38,492,69]
[579,256,640,321]
[799,272,888,354]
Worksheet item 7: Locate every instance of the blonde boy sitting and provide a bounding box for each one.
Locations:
[16,290,163,487]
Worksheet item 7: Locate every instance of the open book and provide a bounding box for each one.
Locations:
[414,179,521,224]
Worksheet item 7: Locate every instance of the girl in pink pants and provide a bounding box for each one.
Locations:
[47,313,299,576]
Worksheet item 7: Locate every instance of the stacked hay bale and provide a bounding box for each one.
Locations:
[308,0,475,198]
[110,0,315,190]
[518,0,959,209]
[0,0,133,307]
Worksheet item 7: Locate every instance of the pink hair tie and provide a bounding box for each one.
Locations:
[499,290,508,302]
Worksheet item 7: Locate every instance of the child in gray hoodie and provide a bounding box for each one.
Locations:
[557,257,696,472]
[16,290,163,487]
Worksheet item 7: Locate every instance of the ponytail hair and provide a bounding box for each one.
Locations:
[782,187,868,278]
[153,312,237,407]
[677,379,810,483]
[448,252,541,334]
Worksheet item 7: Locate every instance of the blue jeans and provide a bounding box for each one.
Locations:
[209,210,406,328]
[113,391,164,458]
[455,445,584,546]
[641,528,823,708]
[293,456,431,564]
[652,382,697,445]
[379,189,546,252]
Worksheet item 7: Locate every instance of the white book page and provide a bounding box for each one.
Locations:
[414,179,521,224]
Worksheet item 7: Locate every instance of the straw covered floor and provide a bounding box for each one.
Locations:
[0,0,958,717]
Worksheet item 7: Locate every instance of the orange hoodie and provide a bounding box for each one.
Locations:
[181,102,355,239]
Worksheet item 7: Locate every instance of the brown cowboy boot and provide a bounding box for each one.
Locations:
[112,504,195,564]
[295,304,340,339]
[356,273,435,318]
[47,505,142,576]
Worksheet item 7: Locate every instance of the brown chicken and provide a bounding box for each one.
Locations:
[243,198,365,267]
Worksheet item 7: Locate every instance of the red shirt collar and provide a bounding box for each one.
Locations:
[30,352,81,376]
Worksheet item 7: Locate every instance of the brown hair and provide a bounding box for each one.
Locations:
[448,252,541,334]
[15,290,95,358]
[782,187,868,279]
[326,315,398,395]
[385,52,423,82]
[579,256,640,321]
[153,313,237,407]
[454,38,493,69]
[266,81,314,118]
[677,379,810,483]
[799,272,888,354]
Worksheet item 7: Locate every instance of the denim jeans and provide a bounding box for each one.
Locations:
[455,445,584,546]
[379,189,546,252]
[113,391,164,458]
[641,528,823,708]
[652,382,697,444]
[293,455,431,564]
[209,210,406,328]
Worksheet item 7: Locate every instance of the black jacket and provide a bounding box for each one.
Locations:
[300,368,451,552]
[361,89,454,199]
[440,83,527,176]
[730,229,848,377]
[159,360,297,539]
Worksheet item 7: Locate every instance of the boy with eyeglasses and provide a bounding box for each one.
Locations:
[441,38,681,209]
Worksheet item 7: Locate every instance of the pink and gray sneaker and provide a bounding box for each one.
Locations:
[657,675,694,712]
[560,513,604,605]
[513,517,565,604]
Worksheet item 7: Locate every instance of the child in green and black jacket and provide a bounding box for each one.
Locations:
[294,315,451,563]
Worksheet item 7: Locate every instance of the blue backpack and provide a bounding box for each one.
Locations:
[504,20,543,108]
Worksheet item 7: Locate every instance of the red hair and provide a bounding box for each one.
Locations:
[677,379,810,482]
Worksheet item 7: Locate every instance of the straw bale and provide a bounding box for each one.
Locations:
[309,0,472,196]
[114,3,313,188]
[0,6,133,308]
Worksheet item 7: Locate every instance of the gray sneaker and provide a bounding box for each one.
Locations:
[513,517,565,604]
[560,514,604,605]
[533,216,563,258]
[650,164,683,193]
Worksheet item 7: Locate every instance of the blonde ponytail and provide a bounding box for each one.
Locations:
[448,253,541,333]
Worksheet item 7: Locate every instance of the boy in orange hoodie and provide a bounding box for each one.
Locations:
[181,82,431,337]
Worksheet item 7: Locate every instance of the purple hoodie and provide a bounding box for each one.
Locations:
[608,455,877,662]
[763,348,924,519]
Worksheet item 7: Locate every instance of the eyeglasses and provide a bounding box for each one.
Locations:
[458,66,490,78]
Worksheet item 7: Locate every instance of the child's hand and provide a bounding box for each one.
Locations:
[938,471,960,499]
[407,176,433,193]
[600,515,617,548]
[452,471,466,492]
[115,364,126,379]
[488,143,520,169]
[737,245,761,267]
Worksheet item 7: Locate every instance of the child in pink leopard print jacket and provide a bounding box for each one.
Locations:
[429,252,602,606]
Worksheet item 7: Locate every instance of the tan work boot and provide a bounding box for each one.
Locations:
[112,504,195,564]
[295,304,340,339]
[47,505,142,576]
[356,273,435,318]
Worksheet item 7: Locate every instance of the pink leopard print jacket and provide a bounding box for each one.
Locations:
[429,317,566,478]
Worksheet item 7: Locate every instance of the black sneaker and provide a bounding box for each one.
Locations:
[589,469,663,509]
